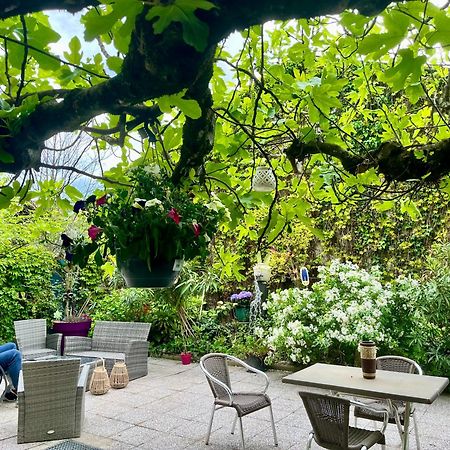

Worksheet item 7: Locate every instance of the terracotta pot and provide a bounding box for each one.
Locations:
[117,256,183,288]
[180,352,192,365]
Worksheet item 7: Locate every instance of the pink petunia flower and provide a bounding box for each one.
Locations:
[167,208,181,225]
[88,225,103,240]
[192,222,201,237]
[95,195,107,206]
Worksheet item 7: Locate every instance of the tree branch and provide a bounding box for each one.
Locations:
[0,0,417,183]
[0,0,99,19]
[37,162,131,187]
[286,139,450,182]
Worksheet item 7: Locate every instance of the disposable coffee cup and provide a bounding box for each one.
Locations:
[359,341,377,379]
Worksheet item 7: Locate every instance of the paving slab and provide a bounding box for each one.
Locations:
[1,357,448,449]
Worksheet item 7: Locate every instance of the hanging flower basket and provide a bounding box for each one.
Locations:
[60,166,221,287]
[117,255,183,288]
[253,263,272,282]
[252,166,276,192]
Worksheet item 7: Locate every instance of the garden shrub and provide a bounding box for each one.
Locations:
[387,246,450,377]
[0,246,58,341]
[313,190,450,279]
[92,287,189,348]
[264,260,392,366]
[91,288,154,324]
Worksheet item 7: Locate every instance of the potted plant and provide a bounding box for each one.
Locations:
[51,263,92,354]
[232,331,269,372]
[231,291,253,322]
[180,350,192,365]
[61,165,220,288]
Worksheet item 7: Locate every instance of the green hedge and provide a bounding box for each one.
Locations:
[0,246,58,341]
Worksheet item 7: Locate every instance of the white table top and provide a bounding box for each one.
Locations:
[282,363,449,404]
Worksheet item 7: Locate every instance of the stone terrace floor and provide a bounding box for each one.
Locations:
[0,357,449,449]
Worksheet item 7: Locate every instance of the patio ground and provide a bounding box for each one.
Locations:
[0,357,449,449]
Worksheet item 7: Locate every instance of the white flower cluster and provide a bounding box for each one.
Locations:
[263,260,392,365]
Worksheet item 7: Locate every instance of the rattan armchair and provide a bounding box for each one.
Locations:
[200,353,278,450]
[354,355,423,449]
[299,391,387,450]
[14,319,62,360]
[17,358,89,443]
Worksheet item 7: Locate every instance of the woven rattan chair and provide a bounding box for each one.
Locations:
[354,355,423,449]
[200,353,278,449]
[299,391,387,450]
[17,358,89,443]
[64,321,151,380]
[14,319,62,360]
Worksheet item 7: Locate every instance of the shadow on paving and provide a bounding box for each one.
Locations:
[0,357,449,449]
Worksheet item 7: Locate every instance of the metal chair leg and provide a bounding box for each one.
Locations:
[413,411,420,450]
[231,411,238,434]
[306,432,314,450]
[205,404,216,445]
[238,416,245,450]
[268,404,278,446]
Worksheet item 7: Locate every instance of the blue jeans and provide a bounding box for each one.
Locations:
[0,342,22,389]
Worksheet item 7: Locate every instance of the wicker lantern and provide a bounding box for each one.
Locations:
[89,359,110,395]
[110,360,129,389]
[252,166,276,192]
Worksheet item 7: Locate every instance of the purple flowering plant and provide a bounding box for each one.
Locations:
[230,291,253,305]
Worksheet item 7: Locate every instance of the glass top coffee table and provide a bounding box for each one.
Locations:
[32,355,100,390]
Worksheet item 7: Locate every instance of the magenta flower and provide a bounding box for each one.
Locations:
[88,225,102,240]
[168,208,181,225]
[96,195,107,206]
[192,222,201,237]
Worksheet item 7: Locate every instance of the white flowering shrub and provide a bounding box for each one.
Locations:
[264,260,392,365]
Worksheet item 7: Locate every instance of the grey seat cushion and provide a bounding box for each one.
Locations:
[66,350,125,361]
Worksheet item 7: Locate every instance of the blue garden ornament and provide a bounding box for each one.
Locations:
[300,267,309,286]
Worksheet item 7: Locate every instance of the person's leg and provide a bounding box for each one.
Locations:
[0,342,17,354]
[0,348,21,389]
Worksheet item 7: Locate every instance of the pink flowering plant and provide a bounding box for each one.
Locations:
[62,166,219,268]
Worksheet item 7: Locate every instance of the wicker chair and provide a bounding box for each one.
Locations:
[200,353,278,450]
[299,391,387,450]
[64,321,151,380]
[17,358,89,443]
[14,319,62,360]
[354,356,423,449]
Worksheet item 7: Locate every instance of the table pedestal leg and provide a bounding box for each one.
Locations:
[401,401,411,450]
